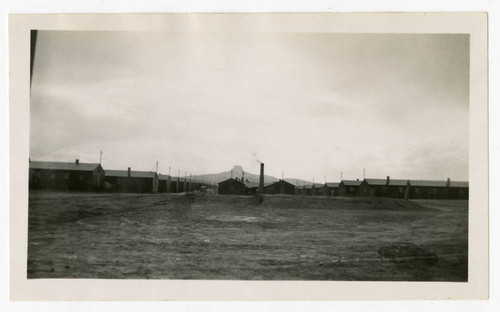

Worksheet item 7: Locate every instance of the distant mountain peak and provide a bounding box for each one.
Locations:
[191,165,312,186]
[232,165,243,171]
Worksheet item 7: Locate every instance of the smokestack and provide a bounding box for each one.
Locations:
[259,163,264,193]
[128,167,131,177]
[386,176,390,185]
[75,159,79,165]
[446,178,450,187]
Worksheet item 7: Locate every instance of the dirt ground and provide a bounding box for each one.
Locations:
[27,192,468,281]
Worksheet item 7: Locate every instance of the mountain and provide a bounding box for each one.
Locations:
[189,165,276,185]
[181,165,315,187]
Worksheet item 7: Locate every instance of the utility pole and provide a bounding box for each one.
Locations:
[167,166,171,193]
[177,169,180,193]
[184,171,187,193]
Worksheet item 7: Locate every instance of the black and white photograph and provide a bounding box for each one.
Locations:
[8,12,489,301]
[27,29,471,281]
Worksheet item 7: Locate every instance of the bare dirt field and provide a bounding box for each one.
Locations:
[27,192,468,281]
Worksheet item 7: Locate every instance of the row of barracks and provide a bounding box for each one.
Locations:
[29,159,209,194]
[217,178,296,196]
[217,163,296,196]
[334,176,468,200]
[218,176,468,200]
[314,177,468,200]
[29,159,468,199]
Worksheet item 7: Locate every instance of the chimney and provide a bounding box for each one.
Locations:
[446,178,450,187]
[128,167,131,177]
[386,176,390,185]
[75,159,79,165]
[259,163,264,193]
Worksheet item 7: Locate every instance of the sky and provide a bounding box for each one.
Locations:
[29,31,469,181]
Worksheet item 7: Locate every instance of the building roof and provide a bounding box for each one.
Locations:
[390,179,410,186]
[408,180,446,187]
[29,161,101,172]
[105,169,157,178]
[158,174,171,181]
[341,180,363,186]
[242,180,272,188]
[408,180,468,188]
[364,178,387,186]
[325,182,340,187]
[449,181,469,188]
[304,183,323,189]
[244,181,260,188]
[265,179,295,188]
[170,177,190,182]
[364,178,408,186]
[218,178,245,185]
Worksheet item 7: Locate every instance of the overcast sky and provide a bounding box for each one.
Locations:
[30,31,469,181]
